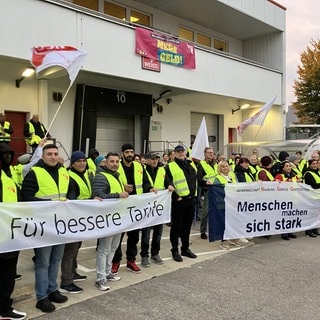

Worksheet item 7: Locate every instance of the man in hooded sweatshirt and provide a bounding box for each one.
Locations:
[0,143,27,319]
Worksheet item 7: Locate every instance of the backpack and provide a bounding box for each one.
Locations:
[270,162,282,177]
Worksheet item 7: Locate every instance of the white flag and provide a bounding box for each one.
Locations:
[31,46,87,85]
[191,117,210,160]
[237,95,277,136]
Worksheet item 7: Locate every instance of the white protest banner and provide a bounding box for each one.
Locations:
[0,190,171,253]
[208,182,320,240]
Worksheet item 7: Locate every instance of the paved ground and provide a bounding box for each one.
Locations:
[13,224,320,319]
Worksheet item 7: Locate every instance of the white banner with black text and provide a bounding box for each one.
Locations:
[208,182,320,241]
[0,190,171,253]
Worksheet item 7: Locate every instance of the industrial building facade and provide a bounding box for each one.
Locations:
[0,0,286,159]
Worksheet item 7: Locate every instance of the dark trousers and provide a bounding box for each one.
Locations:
[140,224,163,257]
[170,198,194,252]
[112,229,140,262]
[61,241,82,286]
[0,254,18,314]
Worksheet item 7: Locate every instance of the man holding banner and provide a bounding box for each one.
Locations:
[93,152,129,291]
[21,144,70,313]
[111,143,155,274]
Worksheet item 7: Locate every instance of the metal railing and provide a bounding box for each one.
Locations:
[148,140,186,154]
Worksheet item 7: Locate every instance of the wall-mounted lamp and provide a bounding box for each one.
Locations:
[15,67,35,88]
[232,102,250,114]
[153,89,172,103]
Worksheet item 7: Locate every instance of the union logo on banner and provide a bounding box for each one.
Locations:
[141,57,161,72]
[135,27,196,69]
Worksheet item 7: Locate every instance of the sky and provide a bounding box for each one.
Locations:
[279,0,320,107]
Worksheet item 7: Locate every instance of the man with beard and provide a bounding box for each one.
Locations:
[93,152,129,290]
[166,145,198,262]
[111,144,154,274]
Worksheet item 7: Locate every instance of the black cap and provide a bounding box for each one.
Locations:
[146,151,160,159]
[174,145,185,152]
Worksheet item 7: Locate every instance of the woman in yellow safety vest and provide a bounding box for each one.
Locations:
[274,160,299,240]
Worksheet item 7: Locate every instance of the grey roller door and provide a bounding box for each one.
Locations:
[191,112,219,152]
[96,113,134,155]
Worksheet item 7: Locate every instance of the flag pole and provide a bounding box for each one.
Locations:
[44,82,73,139]
[244,125,263,157]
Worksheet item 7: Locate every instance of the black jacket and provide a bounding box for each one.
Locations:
[92,166,123,199]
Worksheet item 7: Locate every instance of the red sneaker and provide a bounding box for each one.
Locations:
[126,260,141,273]
[111,262,120,274]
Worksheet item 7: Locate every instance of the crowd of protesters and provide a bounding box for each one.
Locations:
[1,135,318,318]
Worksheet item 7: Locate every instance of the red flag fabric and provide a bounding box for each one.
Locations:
[31,46,87,84]
[237,96,277,136]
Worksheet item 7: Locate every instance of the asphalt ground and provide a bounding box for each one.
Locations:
[12,224,320,320]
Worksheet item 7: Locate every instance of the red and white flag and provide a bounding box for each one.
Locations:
[237,95,277,136]
[31,46,87,84]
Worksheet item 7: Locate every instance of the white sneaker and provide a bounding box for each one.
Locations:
[106,273,121,282]
[228,240,240,247]
[95,279,110,291]
[238,238,249,244]
[220,242,230,250]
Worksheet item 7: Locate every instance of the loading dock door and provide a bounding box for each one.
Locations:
[95,113,134,155]
[191,112,219,152]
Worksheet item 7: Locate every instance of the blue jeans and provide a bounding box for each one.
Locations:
[96,234,122,281]
[140,225,163,257]
[35,244,65,301]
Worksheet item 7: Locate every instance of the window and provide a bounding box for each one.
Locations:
[130,10,150,27]
[104,1,126,20]
[179,27,194,42]
[197,33,211,47]
[214,39,227,52]
[73,0,98,11]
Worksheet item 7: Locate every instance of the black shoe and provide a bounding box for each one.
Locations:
[48,290,68,303]
[36,298,56,313]
[0,308,27,319]
[181,249,197,259]
[306,231,317,237]
[14,274,22,281]
[314,230,320,236]
[73,273,87,282]
[288,233,297,239]
[281,235,290,240]
[200,233,208,240]
[59,283,83,294]
[171,249,183,262]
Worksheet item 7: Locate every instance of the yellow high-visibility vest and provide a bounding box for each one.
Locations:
[117,161,144,194]
[69,170,92,199]
[32,166,69,200]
